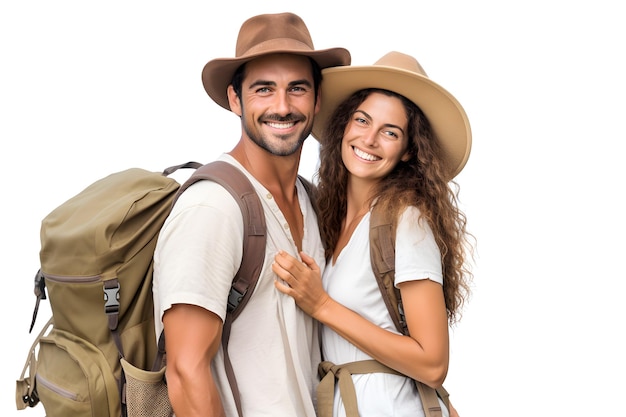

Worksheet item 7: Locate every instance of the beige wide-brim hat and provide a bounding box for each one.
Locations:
[312,51,471,180]
[202,12,351,111]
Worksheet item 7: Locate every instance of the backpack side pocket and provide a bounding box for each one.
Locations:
[36,328,120,417]
[121,358,173,417]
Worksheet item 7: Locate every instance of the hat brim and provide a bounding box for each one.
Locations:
[312,65,472,180]
[202,46,351,111]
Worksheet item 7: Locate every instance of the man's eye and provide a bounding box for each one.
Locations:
[290,86,307,94]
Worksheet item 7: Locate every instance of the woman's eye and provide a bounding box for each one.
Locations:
[384,130,400,139]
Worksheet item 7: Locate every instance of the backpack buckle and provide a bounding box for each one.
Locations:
[227,287,245,312]
[103,281,120,315]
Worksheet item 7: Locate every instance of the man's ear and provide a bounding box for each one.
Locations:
[227,85,242,116]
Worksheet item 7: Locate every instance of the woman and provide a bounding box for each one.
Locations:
[272,51,473,417]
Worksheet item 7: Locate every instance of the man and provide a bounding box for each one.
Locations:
[152,12,350,417]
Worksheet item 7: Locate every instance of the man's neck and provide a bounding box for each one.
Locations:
[228,139,301,196]
[229,139,304,251]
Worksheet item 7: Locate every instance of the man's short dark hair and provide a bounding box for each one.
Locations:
[230,57,323,104]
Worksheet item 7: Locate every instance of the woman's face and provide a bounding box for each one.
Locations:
[341,91,410,184]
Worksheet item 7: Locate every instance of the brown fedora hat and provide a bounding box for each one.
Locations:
[202,12,351,110]
[312,51,472,180]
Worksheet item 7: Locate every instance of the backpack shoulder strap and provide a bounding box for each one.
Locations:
[177,160,266,319]
[369,205,450,417]
[369,205,407,334]
[297,175,318,214]
[173,160,266,417]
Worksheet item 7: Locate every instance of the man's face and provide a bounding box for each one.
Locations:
[228,54,320,156]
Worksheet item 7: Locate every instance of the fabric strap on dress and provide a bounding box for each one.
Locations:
[317,359,444,417]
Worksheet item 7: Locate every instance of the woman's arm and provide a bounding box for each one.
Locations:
[272,251,449,388]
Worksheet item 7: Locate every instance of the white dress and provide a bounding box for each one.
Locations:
[320,207,449,417]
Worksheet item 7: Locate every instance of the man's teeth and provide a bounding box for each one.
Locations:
[267,122,295,129]
[354,147,379,161]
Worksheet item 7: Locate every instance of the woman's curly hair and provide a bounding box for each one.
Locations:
[315,88,473,324]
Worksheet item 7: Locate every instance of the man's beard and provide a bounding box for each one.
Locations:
[243,114,311,156]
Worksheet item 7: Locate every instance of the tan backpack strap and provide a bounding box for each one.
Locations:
[369,206,407,334]
[436,385,450,413]
[318,361,360,417]
[415,381,445,417]
[16,317,54,410]
[318,359,446,417]
[317,360,403,417]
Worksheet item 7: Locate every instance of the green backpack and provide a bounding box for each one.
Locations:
[15,160,267,417]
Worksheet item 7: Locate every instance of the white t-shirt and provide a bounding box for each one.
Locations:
[153,154,325,417]
[321,207,449,417]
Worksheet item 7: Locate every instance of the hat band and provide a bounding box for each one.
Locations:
[240,38,316,57]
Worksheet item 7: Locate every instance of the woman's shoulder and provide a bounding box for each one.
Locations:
[397,205,433,238]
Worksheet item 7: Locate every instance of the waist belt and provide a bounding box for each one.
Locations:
[317,359,447,417]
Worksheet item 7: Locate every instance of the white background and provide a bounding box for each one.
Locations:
[2,1,625,416]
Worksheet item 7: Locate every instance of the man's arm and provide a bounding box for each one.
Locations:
[163,303,225,417]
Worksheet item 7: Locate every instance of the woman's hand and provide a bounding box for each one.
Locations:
[272,250,330,317]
